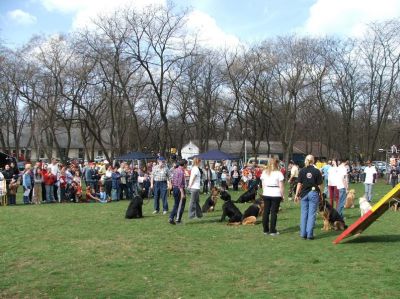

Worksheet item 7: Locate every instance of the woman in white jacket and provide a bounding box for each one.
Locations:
[188,158,203,219]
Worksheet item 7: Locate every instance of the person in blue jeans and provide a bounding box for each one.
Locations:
[295,155,323,240]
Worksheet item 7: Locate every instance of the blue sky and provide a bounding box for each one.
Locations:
[1,0,400,48]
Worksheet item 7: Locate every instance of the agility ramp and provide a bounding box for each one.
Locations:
[333,184,400,244]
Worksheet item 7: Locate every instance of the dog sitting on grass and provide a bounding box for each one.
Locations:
[359,197,372,216]
[344,189,355,208]
[202,187,219,213]
[220,191,242,225]
[125,191,146,219]
[319,199,347,231]
[241,199,264,225]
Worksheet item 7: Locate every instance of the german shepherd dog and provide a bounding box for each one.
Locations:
[241,199,264,225]
[235,185,258,203]
[202,187,219,213]
[319,199,347,231]
[220,191,242,225]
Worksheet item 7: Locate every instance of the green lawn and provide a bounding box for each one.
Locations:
[1,180,400,298]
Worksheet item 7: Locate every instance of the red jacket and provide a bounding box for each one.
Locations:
[43,171,56,185]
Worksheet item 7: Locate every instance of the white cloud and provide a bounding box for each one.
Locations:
[7,9,37,25]
[186,10,241,49]
[301,0,400,37]
[37,0,240,50]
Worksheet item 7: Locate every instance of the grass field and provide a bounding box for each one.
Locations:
[1,180,400,298]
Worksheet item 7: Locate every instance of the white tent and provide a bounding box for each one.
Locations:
[181,141,199,160]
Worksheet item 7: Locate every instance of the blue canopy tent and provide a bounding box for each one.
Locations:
[191,149,240,161]
[114,152,156,161]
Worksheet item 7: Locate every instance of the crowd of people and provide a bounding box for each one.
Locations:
[0,154,390,240]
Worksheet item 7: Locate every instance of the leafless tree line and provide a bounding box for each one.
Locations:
[1,4,400,162]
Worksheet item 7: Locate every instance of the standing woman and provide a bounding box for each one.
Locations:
[295,155,323,240]
[260,158,285,236]
[188,157,203,219]
[22,164,33,204]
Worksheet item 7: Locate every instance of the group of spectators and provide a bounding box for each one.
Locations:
[0,158,156,205]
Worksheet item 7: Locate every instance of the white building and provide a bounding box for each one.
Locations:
[181,141,199,160]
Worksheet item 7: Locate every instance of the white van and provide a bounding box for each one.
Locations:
[247,155,279,166]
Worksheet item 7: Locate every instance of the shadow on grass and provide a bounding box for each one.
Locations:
[343,234,400,244]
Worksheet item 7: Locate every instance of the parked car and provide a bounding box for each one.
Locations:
[372,161,388,176]
[94,156,105,162]
[17,161,26,171]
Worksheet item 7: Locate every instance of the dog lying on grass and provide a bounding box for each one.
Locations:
[241,199,264,225]
[220,191,242,225]
[319,199,347,231]
[202,187,219,213]
[344,189,355,208]
[235,185,258,203]
[125,191,145,219]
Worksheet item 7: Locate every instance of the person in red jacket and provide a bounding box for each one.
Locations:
[43,166,56,203]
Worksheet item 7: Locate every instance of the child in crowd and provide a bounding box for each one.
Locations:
[85,185,100,202]
[8,177,19,205]
[99,186,108,203]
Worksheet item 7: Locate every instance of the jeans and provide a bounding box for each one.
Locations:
[338,188,346,217]
[188,189,203,219]
[153,181,168,212]
[170,187,186,222]
[45,185,54,202]
[262,196,281,233]
[300,191,320,239]
[364,183,373,202]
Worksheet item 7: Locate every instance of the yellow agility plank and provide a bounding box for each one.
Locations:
[333,184,400,244]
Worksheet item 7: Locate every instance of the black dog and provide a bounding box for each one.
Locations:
[235,186,258,203]
[125,193,144,219]
[220,191,243,224]
[241,199,264,225]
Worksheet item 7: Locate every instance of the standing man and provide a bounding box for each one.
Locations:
[169,159,187,224]
[295,155,323,240]
[320,160,331,198]
[364,160,377,203]
[288,160,299,201]
[151,156,170,215]
[337,160,349,217]
[49,158,60,202]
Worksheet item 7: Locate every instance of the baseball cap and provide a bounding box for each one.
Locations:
[158,156,166,161]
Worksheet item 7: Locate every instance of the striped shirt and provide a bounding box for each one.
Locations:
[152,164,170,182]
[172,166,185,188]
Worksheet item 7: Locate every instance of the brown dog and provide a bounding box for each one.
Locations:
[319,200,347,231]
[242,200,264,225]
[344,189,355,208]
[202,187,219,212]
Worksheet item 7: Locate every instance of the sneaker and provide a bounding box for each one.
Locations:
[263,232,269,236]
[307,237,314,240]
[152,210,159,214]
[270,232,280,236]
[163,211,168,215]
[168,219,176,225]
[176,221,183,225]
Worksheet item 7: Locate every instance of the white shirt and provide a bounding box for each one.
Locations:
[364,166,377,184]
[261,170,284,197]
[189,166,201,190]
[336,165,347,189]
[328,166,338,186]
[50,163,59,176]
